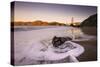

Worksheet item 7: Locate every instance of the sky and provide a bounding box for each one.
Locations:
[12,1,97,24]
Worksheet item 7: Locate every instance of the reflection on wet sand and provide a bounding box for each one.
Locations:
[66,27,84,40]
[72,27,97,61]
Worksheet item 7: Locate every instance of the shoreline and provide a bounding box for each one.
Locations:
[73,39,97,61]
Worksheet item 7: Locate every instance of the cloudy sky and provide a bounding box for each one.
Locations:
[12,1,97,24]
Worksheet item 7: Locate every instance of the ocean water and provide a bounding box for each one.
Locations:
[13,26,83,38]
[13,26,68,31]
[12,26,96,65]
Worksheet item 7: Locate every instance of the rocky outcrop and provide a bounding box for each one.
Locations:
[80,14,97,27]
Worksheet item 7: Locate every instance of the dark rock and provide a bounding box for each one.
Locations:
[80,14,97,27]
[52,36,72,48]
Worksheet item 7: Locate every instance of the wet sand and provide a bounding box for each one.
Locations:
[74,39,97,61]
[74,27,97,62]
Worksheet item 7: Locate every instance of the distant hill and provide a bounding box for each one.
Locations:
[80,14,97,35]
[70,22,81,27]
[80,14,97,27]
[11,20,67,26]
[48,22,66,26]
